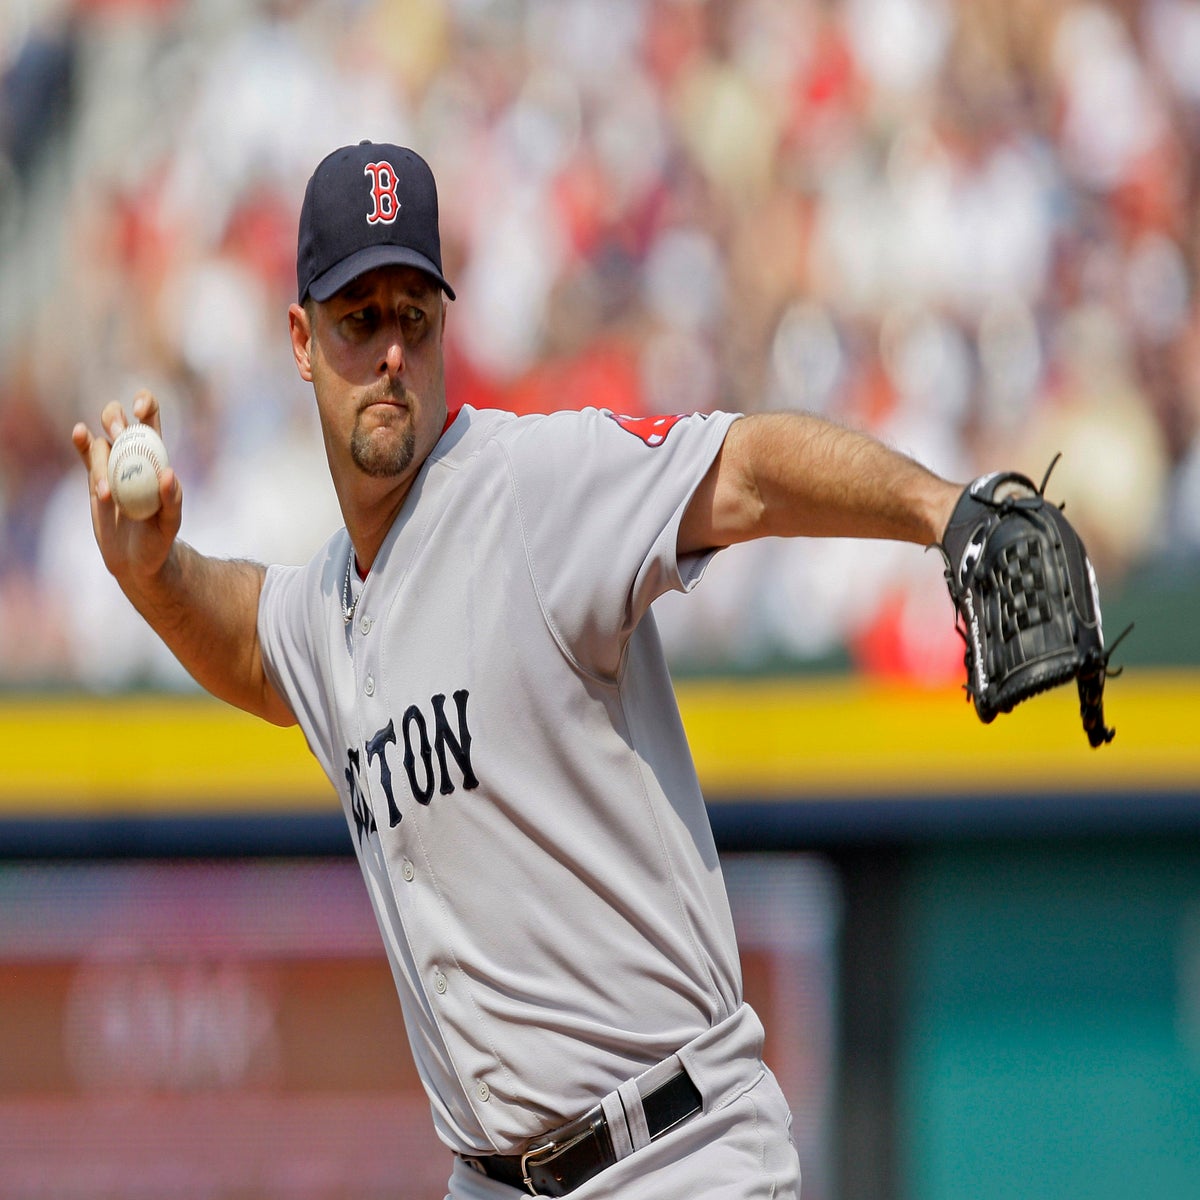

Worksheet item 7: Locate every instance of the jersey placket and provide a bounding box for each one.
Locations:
[348,568,503,1146]
[342,568,391,876]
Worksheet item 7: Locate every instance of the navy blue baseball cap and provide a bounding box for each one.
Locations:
[296,141,455,303]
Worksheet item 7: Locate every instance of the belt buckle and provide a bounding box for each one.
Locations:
[518,1105,603,1196]
[519,1137,557,1195]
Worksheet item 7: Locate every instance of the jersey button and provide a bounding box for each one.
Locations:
[359,615,373,635]
[477,1082,491,1102]
[434,971,447,995]
[365,675,375,696]
[402,859,415,882]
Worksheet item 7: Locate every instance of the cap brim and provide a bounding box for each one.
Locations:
[306,244,455,302]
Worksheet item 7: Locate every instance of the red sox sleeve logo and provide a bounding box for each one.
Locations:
[608,412,695,446]
[364,160,402,225]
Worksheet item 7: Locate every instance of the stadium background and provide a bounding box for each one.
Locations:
[2,0,1199,1197]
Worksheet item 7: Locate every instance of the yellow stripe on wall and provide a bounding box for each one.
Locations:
[681,670,1199,799]
[0,695,331,813]
[0,670,1196,816]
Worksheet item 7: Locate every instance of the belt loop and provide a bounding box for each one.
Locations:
[600,1091,634,1159]
[616,1078,651,1150]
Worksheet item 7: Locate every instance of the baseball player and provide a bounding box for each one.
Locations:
[74,142,966,1198]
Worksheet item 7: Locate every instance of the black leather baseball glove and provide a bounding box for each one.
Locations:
[935,458,1129,747]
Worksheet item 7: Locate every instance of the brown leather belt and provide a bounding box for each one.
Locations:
[462,1067,702,1196]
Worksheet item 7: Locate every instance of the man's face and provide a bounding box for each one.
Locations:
[292,265,448,492]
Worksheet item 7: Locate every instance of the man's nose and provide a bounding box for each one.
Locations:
[380,330,405,377]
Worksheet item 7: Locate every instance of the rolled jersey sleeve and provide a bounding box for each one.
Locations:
[499,407,740,679]
[257,548,340,786]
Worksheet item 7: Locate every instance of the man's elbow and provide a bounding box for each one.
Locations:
[258,684,298,729]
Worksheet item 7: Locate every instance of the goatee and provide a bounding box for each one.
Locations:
[351,420,417,478]
[350,382,417,477]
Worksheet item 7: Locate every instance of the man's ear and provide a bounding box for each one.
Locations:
[288,302,314,382]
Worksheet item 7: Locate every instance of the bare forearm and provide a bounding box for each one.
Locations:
[74,393,294,727]
[121,542,294,726]
[742,412,959,542]
[683,412,963,552]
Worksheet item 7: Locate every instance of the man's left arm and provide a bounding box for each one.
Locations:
[678,411,963,555]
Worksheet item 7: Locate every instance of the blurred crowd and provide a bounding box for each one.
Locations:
[0,0,1194,689]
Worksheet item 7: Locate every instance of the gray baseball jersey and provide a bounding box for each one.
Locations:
[258,403,746,1157]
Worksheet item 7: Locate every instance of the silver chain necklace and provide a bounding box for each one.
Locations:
[341,549,360,625]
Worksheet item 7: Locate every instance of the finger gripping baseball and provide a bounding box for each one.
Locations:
[935,459,1130,748]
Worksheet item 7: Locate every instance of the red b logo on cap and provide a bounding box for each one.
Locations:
[364,161,401,225]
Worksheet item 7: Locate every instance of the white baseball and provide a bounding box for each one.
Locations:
[107,423,170,520]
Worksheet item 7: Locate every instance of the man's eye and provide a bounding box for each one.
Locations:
[343,308,377,333]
